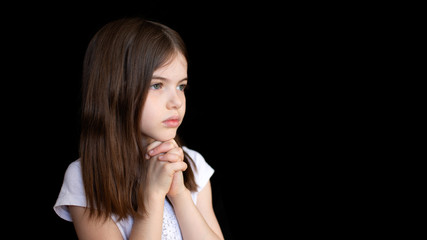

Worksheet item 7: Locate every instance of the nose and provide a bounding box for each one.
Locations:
[166,89,183,110]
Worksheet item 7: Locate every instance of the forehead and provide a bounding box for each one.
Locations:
[153,52,187,78]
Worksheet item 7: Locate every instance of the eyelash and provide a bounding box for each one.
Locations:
[150,83,187,92]
[150,83,162,90]
[177,84,187,91]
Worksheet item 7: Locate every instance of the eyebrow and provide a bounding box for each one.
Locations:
[151,75,188,83]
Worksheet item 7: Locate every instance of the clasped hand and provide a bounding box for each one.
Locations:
[144,139,188,199]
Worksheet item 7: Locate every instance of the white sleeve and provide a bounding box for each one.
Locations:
[53,160,87,222]
[183,147,215,204]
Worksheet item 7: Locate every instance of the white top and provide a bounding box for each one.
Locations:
[53,146,214,240]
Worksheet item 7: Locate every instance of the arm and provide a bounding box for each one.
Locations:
[168,181,224,240]
[69,206,123,240]
[129,194,165,240]
[69,196,166,240]
[195,181,224,239]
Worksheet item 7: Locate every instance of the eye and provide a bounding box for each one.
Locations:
[177,84,187,92]
[150,83,162,90]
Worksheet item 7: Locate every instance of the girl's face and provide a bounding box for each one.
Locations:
[140,53,187,142]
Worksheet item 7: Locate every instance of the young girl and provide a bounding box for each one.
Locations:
[53,17,224,240]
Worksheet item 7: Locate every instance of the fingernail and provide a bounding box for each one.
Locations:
[159,155,164,160]
[149,150,154,155]
[145,154,149,159]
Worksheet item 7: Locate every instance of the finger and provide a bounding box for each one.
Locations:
[147,141,163,151]
[167,161,187,173]
[145,141,162,159]
[159,147,183,160]
[158,149,184,162]
[148,140,178,157]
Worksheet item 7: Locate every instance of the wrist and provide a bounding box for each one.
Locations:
[138,192,165,214]
[147,191,167,205]
[167,188,191,206]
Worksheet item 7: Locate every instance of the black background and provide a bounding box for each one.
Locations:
[5,2,286,239]
[4,1,382,239]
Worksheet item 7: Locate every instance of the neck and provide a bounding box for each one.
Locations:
[141,135,156,148]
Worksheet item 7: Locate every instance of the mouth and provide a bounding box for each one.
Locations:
[162,116,181,128]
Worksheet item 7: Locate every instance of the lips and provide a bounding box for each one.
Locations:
[162,116,181,128]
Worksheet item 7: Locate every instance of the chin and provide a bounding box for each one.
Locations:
[152,131,177,142]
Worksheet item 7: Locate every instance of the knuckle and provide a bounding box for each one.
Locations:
[182,162,188,170]
[167,141,176,149]
[162,162,171,171]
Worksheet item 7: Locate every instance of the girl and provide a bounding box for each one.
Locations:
[53,17,224,240]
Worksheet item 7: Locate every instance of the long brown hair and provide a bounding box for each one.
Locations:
[79,17,197,221]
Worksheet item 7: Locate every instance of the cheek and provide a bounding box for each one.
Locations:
[140,100,157,128]
[181,96,186,115]
[182,95,186,107]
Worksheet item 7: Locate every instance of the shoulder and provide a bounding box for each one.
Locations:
[182,146,211,173]
[182,146,214,193]
[182,146,204,162]
[62,159,83,188]
[65,159,82,175]
[53,159,86,221]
